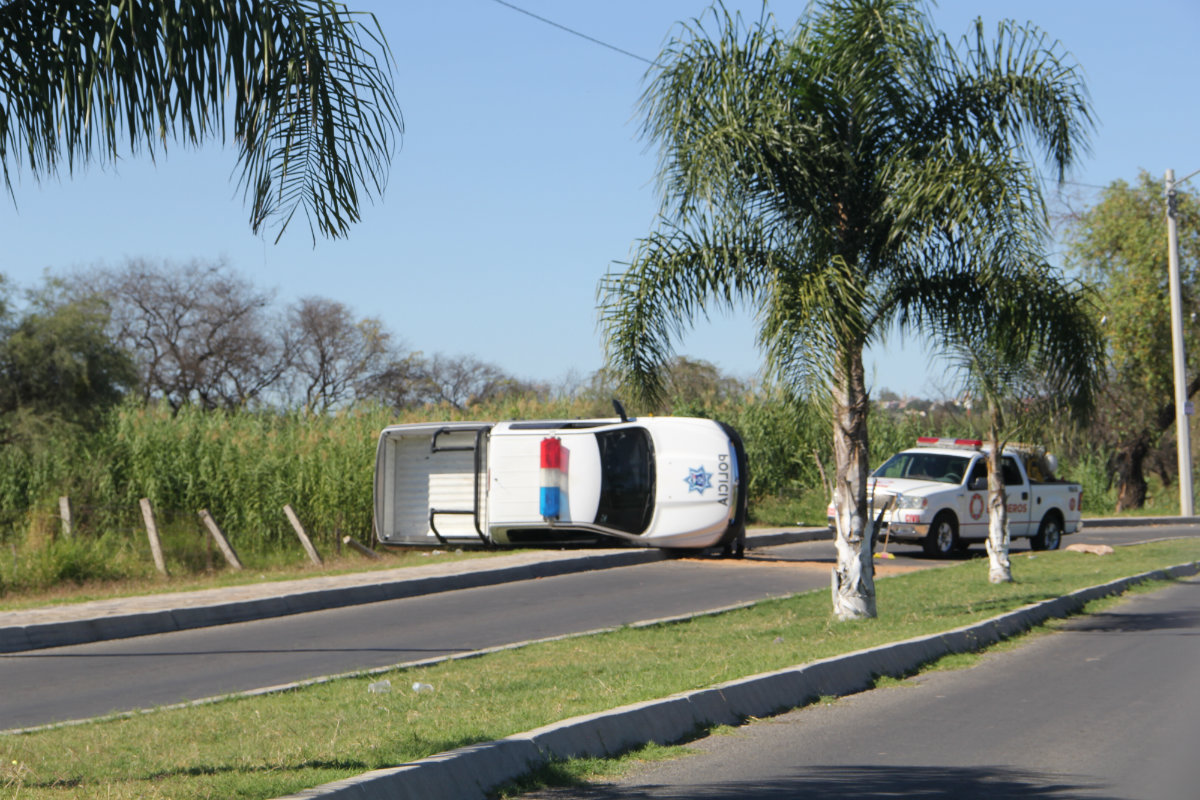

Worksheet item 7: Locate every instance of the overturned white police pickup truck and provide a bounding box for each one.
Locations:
[373,411,749,555]
[828,437,1083,557]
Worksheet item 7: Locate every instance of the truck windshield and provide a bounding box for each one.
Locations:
[593,428,655,534]
[873,451,970,485]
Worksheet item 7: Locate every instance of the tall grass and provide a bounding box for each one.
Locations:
[0,404,400,591]
[104,403,388,549]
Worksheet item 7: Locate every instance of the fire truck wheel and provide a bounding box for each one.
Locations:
[1030,513,1063,551]
[923,512,958,558]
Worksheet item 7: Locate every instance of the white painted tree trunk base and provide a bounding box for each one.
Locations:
[832,521,877,619]
[986,507,1013,584]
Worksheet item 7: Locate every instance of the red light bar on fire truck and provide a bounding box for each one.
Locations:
[540,437,563,519]
[916,437,983,449]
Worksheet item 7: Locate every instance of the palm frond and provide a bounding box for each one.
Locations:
[760,254,872,397]
[639,3,810,220]
[0,0,401,242]
[597,214,782,406]
[937,16,1094,180]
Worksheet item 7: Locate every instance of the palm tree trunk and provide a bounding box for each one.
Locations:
[984,404,1012,584]
[830,345,876,619]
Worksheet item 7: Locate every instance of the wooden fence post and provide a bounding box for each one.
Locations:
[139,498,168,576]
[198,509,244,570]
[58,496,73,539]
[342,535,381,560]
[283,505,323,566]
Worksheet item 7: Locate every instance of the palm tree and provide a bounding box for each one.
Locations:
[0,0,401,243]
[598,0,1093,618]
[940,245,1103,583]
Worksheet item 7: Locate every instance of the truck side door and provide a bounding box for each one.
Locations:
[1001,455,1033,537]
[962,457,989,540]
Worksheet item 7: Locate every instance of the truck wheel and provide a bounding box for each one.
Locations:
[721,533,746,559]
[923,512,958,558]
[1031,513,1063,551]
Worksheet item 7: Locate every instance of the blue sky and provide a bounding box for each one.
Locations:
[3,1,1197,400]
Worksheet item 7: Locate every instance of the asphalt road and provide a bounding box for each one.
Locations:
[521,575,1200,800]
[0,545,840,730]
[2,522,1195,732]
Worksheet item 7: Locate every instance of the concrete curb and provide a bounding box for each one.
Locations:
[276,560,1200,800]
[0,530,830,653]
[1083,515,1200,528]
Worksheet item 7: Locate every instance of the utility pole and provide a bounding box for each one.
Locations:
[1166,168,1198,516]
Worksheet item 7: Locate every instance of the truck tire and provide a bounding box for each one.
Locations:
[1030,512,1063,551]
[721,532,746,559]
[924,512,959,558]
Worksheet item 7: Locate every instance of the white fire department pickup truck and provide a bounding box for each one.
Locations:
[827,437,1083,557]
[373,411,749,555]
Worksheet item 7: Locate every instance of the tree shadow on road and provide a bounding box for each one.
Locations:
[521,765,1121,799]
[1060,582,1200,634]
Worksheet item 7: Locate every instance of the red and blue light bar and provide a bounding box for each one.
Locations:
[540,437,563,519]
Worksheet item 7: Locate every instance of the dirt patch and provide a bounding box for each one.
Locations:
[871,561,929,575]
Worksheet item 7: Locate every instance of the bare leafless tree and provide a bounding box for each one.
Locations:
[285,296,394,412]
[422,354,506,409]
[355,352,431,409]
[420,354,546,410]
[357,352,542,411]
[89,259,288,410]
[79,260,545,414]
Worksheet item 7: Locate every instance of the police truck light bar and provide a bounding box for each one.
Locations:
[540,437,563,519]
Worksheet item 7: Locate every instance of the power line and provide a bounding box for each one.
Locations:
[1041,177,1108,191]
[488,0,656,65]
[483,2,1132,199]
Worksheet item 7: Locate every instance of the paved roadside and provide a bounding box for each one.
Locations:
[0,528,831,653]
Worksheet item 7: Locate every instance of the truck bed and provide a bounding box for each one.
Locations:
[375,424,489,545]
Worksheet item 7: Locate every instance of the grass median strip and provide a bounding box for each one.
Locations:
[4,540,1198,800]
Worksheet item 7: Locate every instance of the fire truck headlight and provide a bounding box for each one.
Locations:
[895,495,927,510]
